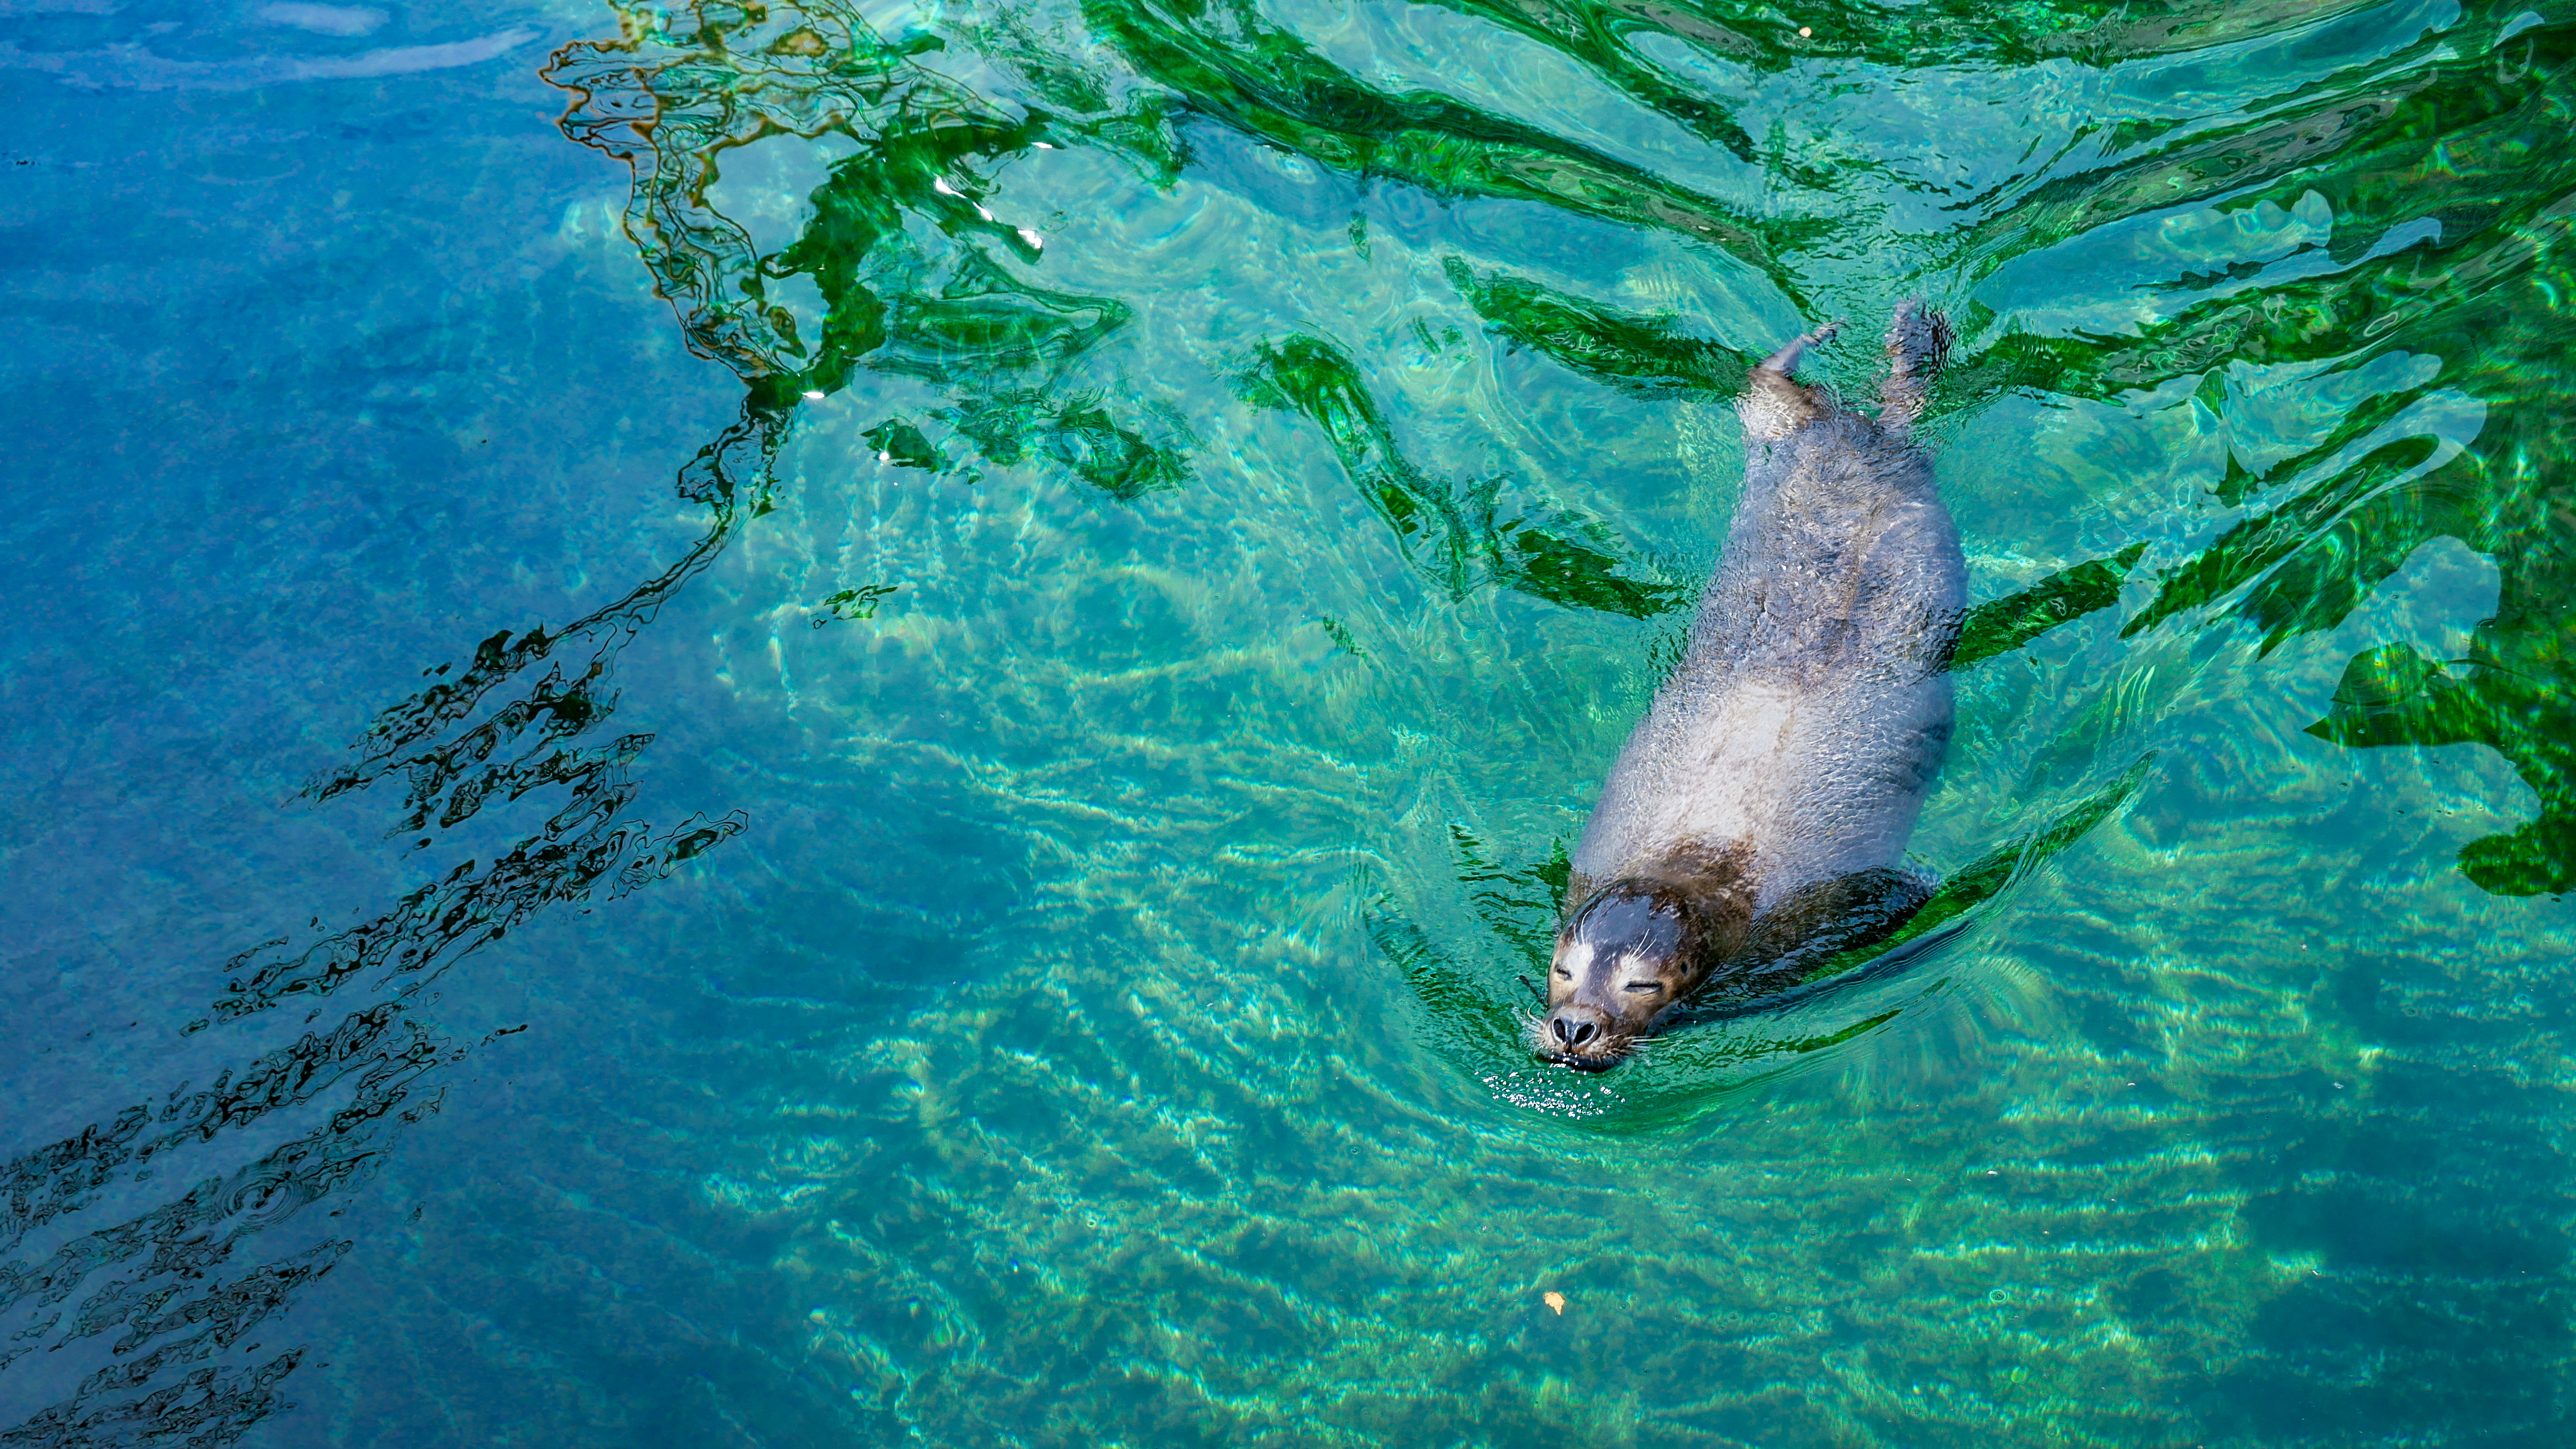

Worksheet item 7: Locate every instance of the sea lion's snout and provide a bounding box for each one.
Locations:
[1546,1003,1608,1050]
[1540,1001,1629,1071]
[1534,880,1711,1069]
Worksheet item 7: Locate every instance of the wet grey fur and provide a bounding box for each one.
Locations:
[1571,304,1964,943]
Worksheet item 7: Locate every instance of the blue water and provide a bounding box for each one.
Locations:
[7,0,2576,1443]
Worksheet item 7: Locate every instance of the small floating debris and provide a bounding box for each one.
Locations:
[1543,1291,1566,1315]
[802,390,825,401]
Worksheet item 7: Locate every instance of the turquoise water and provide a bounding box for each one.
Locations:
[5,0,2576,1442]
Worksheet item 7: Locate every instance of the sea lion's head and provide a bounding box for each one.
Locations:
[1537,881,1706,1070]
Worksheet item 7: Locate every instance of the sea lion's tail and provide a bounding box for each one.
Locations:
[1878,301,1953,430]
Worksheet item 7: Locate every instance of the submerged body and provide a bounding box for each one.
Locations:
[1542,305,1966,1068]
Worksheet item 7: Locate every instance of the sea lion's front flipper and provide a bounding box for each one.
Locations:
[1726,866,1938,991]
[1739,319,1843,443]
[1878,301,1953,431]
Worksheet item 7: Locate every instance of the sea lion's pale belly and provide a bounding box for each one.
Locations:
[1575,666,1954,916]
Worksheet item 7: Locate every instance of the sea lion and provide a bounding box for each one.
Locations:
[1538,302,1965,1069]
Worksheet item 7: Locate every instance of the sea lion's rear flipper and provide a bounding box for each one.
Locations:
[1759,319,1842,379]
[1878,301,1953,431]
[1739,319,1842,443]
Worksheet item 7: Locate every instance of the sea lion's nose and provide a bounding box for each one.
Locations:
[1549,1014,1599,1047]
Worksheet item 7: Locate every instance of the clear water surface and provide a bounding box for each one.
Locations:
[5,0,2576,1443]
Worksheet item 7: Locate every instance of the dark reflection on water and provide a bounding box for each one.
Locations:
[7,0,2576,1443]
[0,406,758,1446]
